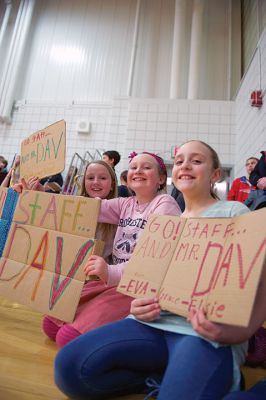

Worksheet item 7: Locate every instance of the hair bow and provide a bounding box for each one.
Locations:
[128,151,138,160]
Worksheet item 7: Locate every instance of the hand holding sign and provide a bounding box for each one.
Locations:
[130,297,161,322]
[84,255,109,283]
[118,209,266,327]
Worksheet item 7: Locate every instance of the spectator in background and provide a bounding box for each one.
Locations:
[249,151,266,190]
[244,150,266,368]
[244,151,266,211]
[0,156,8,185]
[0,154,20,188]
[102,150,121,186]
[102,150,121,170]
[0,156,8,171]
[118,170,132,197]
[0,156,8,172]
[170,184,185,212]
[227,157,258,203]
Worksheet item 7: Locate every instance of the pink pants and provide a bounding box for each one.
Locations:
[42,317,81,348]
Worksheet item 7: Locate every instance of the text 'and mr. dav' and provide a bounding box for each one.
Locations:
[118,210,266,327]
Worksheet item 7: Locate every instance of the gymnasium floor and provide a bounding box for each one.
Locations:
[0,296,264,400]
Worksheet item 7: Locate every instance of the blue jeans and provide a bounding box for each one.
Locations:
[55,319,233,400]
[223,380,266,400]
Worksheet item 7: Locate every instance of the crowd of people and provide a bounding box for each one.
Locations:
[0,144,265,399]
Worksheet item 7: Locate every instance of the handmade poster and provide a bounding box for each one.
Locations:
[118,209,266,327]
[118,215,187,297]
[13,190,100,237]
[20,120,66,181]
[0,191,104,322]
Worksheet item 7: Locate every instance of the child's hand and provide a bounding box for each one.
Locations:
[12,183,23,193]
[84,255,108,283]
[27,177,45,191]
[257,177,266,190]
[130,297,161,322]
[188,308,223,342]
[12,178,29,193]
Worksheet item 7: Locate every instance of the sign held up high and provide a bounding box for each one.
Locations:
[20,120,66,181]
[118,209,266,327]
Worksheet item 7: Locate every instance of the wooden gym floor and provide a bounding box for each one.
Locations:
[0,296,264,400]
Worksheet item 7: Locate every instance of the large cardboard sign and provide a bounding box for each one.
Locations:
[118,209,266,327]
[20,120,66,180]
[0,191,103,322]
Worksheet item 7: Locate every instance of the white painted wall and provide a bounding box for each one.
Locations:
[234,26,266,177]
[0,0,241,103]
[123,98,234,168]
[0,96,234,178]
[242,0,266,72]
[20,0,136,102]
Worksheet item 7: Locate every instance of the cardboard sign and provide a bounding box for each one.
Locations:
[0,191,104,322]
[118,209,266,327]
[20,120,66,180]
[13,190,100,237]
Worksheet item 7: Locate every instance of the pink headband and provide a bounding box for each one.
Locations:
[128,151,166,172]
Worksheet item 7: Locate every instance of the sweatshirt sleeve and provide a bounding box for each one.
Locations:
[150,194,182,216]
[98,198,123,224]
[107,262,127,286]
[227,179,237,200]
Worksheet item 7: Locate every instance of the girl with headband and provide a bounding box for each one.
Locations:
[84,151,180,286]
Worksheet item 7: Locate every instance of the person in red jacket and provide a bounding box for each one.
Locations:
[227,157,258,202]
